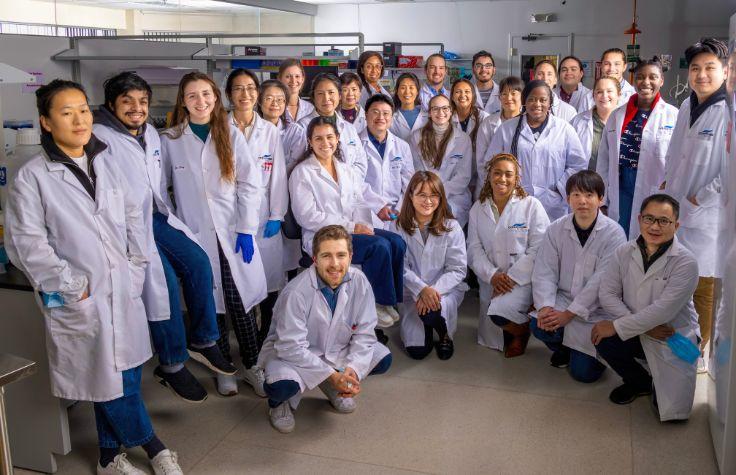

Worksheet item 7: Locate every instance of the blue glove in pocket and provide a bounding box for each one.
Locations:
[666,332,700,364]
[234,233,255,264]
[41,291,64,308]
[263,220,282,238]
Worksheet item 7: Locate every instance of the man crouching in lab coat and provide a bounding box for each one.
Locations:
[592,194,700,422]
[257,224,392,433]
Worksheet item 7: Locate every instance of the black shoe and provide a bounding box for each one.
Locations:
[154,366,208,403]
[187,345,237,375]
[550,349,571,368]
[375,329,389,345]
[436,336,454,360]
[609,383,652,405]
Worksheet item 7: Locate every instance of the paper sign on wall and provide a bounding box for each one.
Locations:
[22,71,44,94]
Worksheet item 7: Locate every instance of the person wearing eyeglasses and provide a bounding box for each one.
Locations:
[419,53,450,112]
[471,50,501,115]
[596,57,678,239]
[555,55,594,113]
[225,69,289,397]
[409,94,473,227]
[533,60,578,122]
[593,194,700,422]
[357,51,392,107]
[360,95,414,231]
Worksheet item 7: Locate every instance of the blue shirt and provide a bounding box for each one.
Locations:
[400,106,421,129]
[317,274,350,315]
[368,131,387,158]
[618,110,649,170]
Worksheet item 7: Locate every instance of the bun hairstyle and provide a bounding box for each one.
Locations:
[593,75,622,95]
[685,38,728,66]
[632,56,663,75]
[558,55,584,76]
[450,78,482,153]
[224,68,260,108]
[356,51,384,91]
[309,73,341,113]
[392,72,422,109]
[258,79,290,124]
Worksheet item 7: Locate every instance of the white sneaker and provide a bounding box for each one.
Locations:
[97,453,145,475]
[385,305,400,323]
[318,380,357,413]
[243,366,267,397]
[269,402,295,433]
[216,373,238,397]
[150,449,183,475]
[697,356,708,374]
[375,305,395,328]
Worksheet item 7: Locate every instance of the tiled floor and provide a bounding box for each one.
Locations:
[16,292,718,474]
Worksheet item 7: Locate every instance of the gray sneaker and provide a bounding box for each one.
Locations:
[269,402,295,433]
[243,366,267,397]
[318,380,357,413]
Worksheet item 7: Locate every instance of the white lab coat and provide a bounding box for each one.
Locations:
[360,129,415,228]
[390,108,429,143]
[618,79,636,106]
[597,98,678,238]
[410,125,474,227]
[276,118,307,174]
[4,140,151,402]
[473,79,501,115]
[600,237,700,421]
[360,83,392,108]
[231,113,289,292]
[486,114,588,220]
[338,106,367,136]
[289,155,369,254]
[299,111,368,185]
[570,109,595,163]
[392,219,468,347]
[532,213,627,357]
[664,96,727,278]
[258,266,390,408]
[467,194,550,350]
[160,122,267,313]
[285,98,315,124]
[419,82,450,112]
[452,109,490,197]
[551,97,578,122]
[554,84,594,114]
[94,120,198,322]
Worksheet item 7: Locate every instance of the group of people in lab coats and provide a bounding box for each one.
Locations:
[1,36,730,472]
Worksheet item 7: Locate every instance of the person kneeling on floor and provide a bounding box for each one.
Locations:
[592,194,700,422]
[257,224,392,433]
[531,170,627,381]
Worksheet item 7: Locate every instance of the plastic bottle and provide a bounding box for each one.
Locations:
[0,128,42,212]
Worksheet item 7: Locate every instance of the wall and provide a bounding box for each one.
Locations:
[0,0,126,29]
[314,0,734,102]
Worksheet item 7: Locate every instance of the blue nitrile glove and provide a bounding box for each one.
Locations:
[263,220,282,238]
[667,332,700,364]
[41,291,64,308]
[234,233,254,263]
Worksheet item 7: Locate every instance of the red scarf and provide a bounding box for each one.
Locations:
[620,92,660,135]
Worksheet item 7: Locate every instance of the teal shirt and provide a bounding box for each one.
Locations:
[189,122,210,143]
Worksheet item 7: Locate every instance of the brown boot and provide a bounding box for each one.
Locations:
[503,322,530,358]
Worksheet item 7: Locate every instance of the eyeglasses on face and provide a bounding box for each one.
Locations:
[641,215,674,227]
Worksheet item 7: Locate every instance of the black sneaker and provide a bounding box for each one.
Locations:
[550,349,571,368]
[609,383,652,405]
[436,336,454,360]
[375,329,389,345]
[187,346,237,376]
[154,366,208,403]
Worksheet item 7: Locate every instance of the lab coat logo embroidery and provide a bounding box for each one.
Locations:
[261,154,273,172]
[509,223,528,229]
[153,149,160,157]
[0,167,6,186]
[698,129,715,138]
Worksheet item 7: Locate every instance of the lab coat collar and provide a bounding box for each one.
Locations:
[480,192,522,222]
[308,266,352,327]
[629,235,683,275]
[41,132,107,200]
[562,210,605,241]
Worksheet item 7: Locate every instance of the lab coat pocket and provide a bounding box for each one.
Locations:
[583,254,599,280]
[506,226,529,259]
[46,294,100,338]
[338,321,355,347]
[128,261,145,298]
[651,276,668,300]
[106,188,126,226]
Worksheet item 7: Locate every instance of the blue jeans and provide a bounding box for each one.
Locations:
[150,212,220,365]
[530,318,606,383]
[264,354,393,408]
[618,166,638,238]
[93,366,154,448]
[351,229,405,306]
